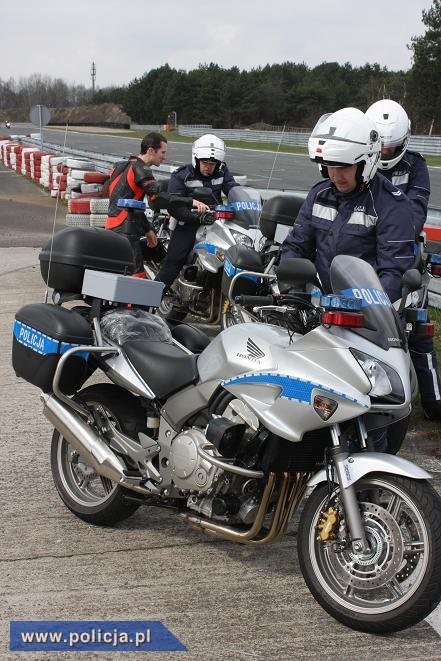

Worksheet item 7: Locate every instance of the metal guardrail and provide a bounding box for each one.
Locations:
[23,136,179,179]
[37,123,441,155]
[407,135,441,156]
[22,135,248,185]
[179,126,310,147]
[178,126,441,155]
[132,124,212,133]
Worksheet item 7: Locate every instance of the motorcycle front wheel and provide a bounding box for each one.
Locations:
[50,384,146,526]
[298,473,441,633]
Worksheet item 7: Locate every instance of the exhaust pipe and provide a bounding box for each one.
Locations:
[41,392,128,484]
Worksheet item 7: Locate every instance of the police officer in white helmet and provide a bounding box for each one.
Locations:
[281,107,416,450]
[366,99,441,421]
[155,134,240,295]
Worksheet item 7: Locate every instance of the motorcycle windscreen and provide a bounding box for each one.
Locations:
[227,187,262,230]
[329,254,405,350]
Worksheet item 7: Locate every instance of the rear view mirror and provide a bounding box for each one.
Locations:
[401,269,422,293]
[276,258,320,292]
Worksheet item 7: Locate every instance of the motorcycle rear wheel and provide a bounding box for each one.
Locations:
[298,473,441,633]
[50,384,146,526]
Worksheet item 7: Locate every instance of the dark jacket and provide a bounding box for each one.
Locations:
[281,172,415,303]
[168,162,239,225]
[380,150,430,236]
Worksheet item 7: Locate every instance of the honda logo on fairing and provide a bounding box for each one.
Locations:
[236,338,265,362]
[247,338,265,358]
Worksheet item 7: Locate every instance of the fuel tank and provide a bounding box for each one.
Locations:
[197,323,371,442]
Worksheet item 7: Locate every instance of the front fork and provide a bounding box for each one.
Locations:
[329,423,369,554]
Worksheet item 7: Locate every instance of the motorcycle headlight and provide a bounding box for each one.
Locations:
[350,349,405,403]
[230,230,253,249]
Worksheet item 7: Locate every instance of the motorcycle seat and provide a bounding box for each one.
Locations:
[168,322,211,353]
[122,339,199,398]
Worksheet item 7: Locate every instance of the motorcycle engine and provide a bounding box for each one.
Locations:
[174,278,195,305]
[169,418,263,525]
[176,266,211,309]
[169,428,220,492]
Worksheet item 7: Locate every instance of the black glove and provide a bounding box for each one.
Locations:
[199,211,215,225]
[149,192,193,212]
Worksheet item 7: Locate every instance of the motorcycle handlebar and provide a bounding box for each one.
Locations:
[235,292,316,310]
[235,295,274,307]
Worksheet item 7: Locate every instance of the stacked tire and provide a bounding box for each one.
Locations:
[0,139,112,230]
[89,197,109,227]
[50,157,69,198]
[21,147,39,177]
[2,143,23,170]
[66,195,110,227]
[66,196,93,227]
[30,151,53,183]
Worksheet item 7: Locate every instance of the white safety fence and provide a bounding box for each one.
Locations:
[178,126,441,155]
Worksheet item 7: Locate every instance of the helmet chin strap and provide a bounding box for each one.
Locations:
[319,164,329,179]
[355,162,365,185]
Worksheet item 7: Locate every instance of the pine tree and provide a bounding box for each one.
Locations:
[408,0,441,133]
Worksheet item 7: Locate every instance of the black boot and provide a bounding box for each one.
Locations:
[422,400,441,422]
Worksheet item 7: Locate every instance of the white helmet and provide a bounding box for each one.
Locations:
[366,99,410,170]
[192,134,226,169]
[308,107,381,185]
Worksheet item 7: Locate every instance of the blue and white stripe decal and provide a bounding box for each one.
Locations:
[223,372,367,407]
[194,242,218,254]
[224,258,260,282]
[13,320,90,360]
[229,200,262,212]
[339,287,391,308]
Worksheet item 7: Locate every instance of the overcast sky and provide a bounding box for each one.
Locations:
[1,1,431,88]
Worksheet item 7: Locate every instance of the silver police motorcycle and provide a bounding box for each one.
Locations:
[12,226,441,634]
[143,187,263,327]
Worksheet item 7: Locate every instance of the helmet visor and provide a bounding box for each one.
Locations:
[380,146,402,162]
[381,135,407,149]
[318,159,354,168]
[311,113,333,137]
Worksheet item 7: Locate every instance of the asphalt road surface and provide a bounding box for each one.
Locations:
[2,161,441,659]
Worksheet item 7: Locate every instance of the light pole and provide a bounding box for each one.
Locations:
[91,62,96,95]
